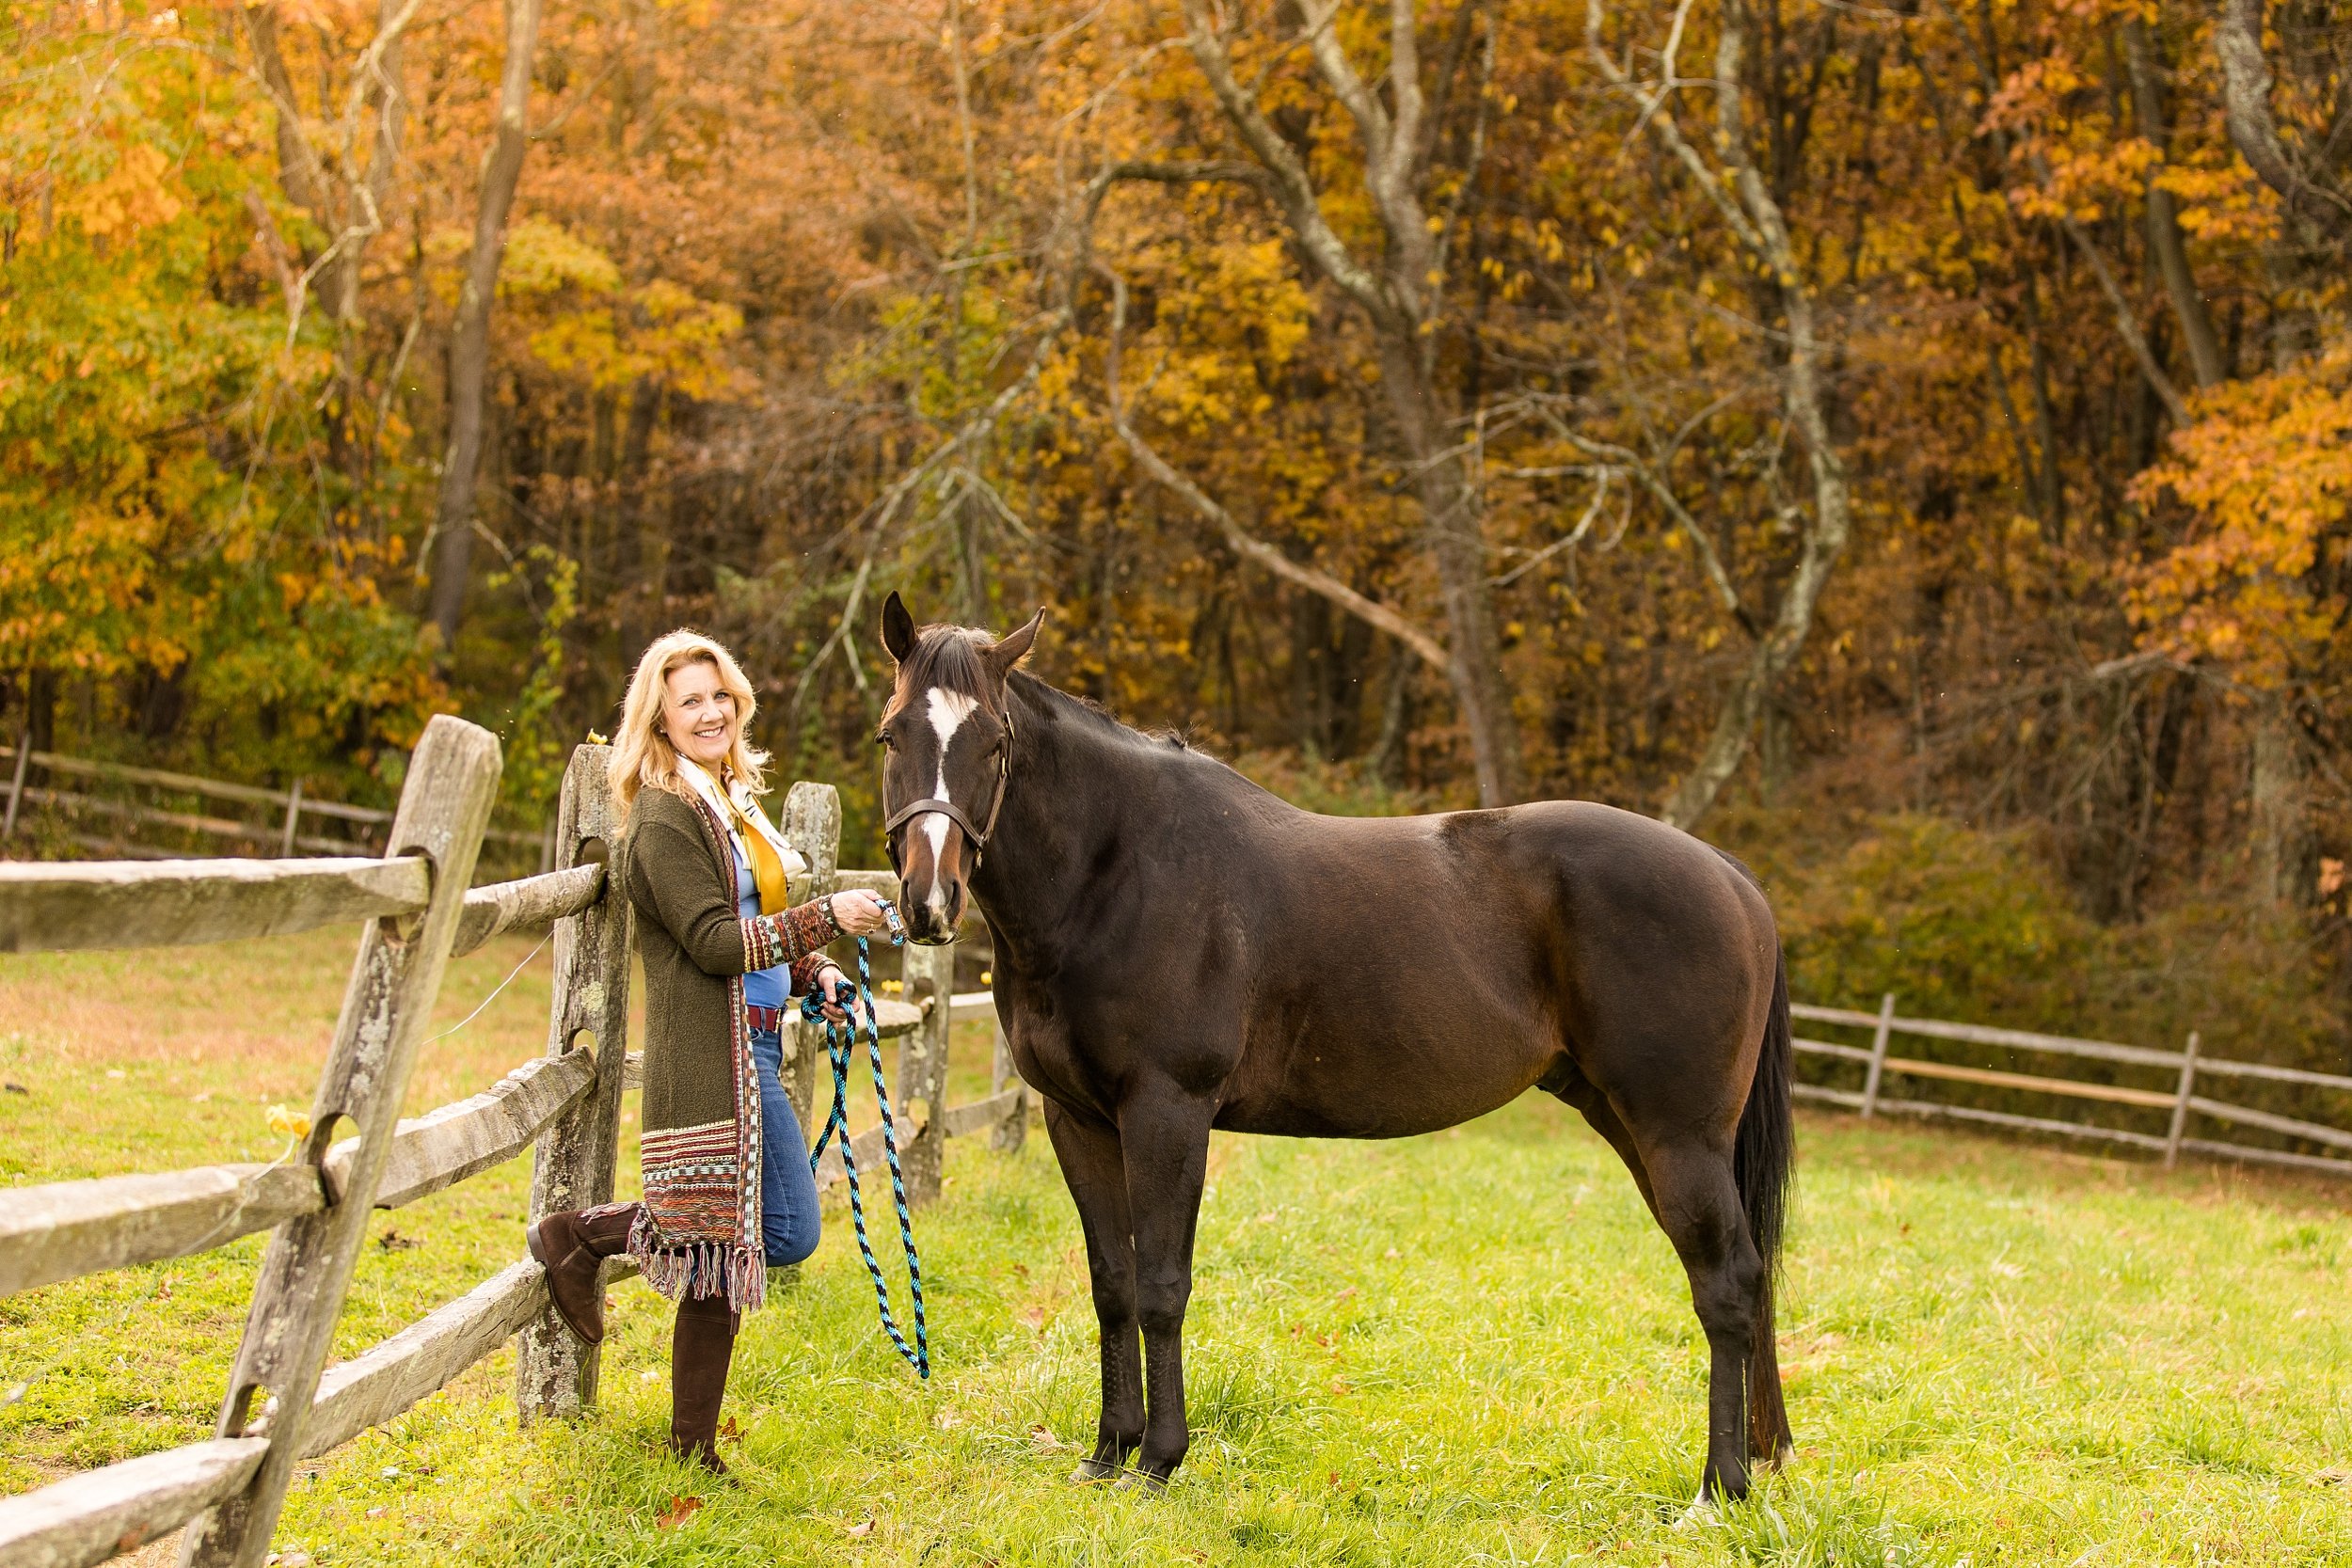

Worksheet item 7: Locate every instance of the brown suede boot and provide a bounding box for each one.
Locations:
[525,1202,638,1345]
[667,1292,739,1476]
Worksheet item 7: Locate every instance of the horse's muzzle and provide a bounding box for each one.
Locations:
[899,878,962,944]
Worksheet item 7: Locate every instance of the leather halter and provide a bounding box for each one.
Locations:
[882,707,1013,877]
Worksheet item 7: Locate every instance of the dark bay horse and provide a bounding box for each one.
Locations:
[873,594,1795,1500]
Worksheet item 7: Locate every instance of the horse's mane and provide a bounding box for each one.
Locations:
[1007,671,1192,752]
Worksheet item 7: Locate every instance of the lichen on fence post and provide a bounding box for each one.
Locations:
[780,781,841,1131]
[898,941,952,1207]
[516,744,632,1424]
[178,714,502,1568]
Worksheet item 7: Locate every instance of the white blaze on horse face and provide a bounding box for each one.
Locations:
[921,686,980,917]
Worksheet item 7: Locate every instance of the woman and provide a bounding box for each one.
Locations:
[526,628,893,1474]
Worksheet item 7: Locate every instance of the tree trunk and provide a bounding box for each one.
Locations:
[1172,0,1525,804]
[2251,698,2318,910]
[2122,17,2226,389]
[1375,338,1522,803]
[23,667,56,790]
[1588,5,1856,832]
[426,0,544,657]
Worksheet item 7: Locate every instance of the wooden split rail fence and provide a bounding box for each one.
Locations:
[0,731,1026,1568]
[1792,996,2352,1180]
[1,742,553,869]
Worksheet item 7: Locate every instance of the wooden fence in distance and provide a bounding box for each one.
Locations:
[2,741,553,868]
[1792,997,2352,1180]
[0,737,1025,1568]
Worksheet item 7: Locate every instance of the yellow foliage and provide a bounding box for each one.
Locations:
[2132,348,2352,685]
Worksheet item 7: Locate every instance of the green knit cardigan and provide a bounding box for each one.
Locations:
[622,784,838,1308]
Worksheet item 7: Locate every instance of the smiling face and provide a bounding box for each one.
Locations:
[659,657,738,770]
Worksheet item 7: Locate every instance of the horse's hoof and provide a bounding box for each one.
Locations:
[1070,1460,1121,1484]
[1112,1469,1168,1497]
[1673,1495,1722,1530]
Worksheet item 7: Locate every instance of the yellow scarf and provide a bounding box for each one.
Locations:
[676,758,798,916]
[724,793,791,916]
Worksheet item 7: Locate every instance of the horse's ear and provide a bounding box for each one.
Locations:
[881,591,917,664]
[986,608,1046,681]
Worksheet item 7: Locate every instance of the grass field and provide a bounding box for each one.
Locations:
[5,927,2351,1565]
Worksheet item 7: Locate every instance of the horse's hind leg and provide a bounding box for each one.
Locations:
[1639,1138,1766,1502]
[1541,1062,1660,1221]
[1042,1100,1144,1480]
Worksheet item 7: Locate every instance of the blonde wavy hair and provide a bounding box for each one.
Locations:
[609,628,770,812]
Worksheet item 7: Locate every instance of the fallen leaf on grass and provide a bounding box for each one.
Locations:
[2318,1466,2352,1486]
[658,1496,702,1529]
[719,1417,741,1442]
[847,1518,874,1538]
[3,1082,27,1095]
[1020,1305,1047,1331]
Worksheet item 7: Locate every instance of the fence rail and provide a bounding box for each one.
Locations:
[2,742,551,865]
[0,742,1028,1568]
[1790,999,2352,1180]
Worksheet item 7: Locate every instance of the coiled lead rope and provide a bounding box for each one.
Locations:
[803,911,930,1378]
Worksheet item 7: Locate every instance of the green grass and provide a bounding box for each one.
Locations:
[5,931,2352,1564]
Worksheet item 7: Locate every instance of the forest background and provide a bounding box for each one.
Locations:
[5,0,2351,1071]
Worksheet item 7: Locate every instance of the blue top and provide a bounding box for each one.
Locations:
[729,826,792,1011]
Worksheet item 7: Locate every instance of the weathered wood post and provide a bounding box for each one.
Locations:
[779,781,841,1130]
[898,940,952,1207]
[2164,1030,2201,1168]
[278,779,305,857]
[179,715,501,1568]
[1859,991,1896,1120]
[989,1012,1026,1152]
[3,730,29,840]
[516,745,633,1422]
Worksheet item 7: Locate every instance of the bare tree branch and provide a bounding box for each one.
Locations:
[2215,0,2352,237]
[1177,0,1397,326]
[1099,265,1452,673]
[1589,0,1858,830]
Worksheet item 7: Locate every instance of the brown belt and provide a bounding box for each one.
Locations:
[745,1003,789,1034]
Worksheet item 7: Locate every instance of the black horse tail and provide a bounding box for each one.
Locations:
[1734,942,1797,1463]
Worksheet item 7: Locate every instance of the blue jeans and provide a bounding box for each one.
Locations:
[750,1026,822,1267]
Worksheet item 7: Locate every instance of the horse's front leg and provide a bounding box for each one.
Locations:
[1118,1085,1216,1489]
[1041,1099,1142,1479]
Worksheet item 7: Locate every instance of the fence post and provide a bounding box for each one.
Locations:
[898,941,952,1207]
[1860,991,1896,1119]
[178,715,501,1568]
[779,781,841,1131]
[278,778,305,857]
[989,1013,1026,1152]
[516,745,633,1423]
[3,730,29,840]
[2164,1030,2201,1168]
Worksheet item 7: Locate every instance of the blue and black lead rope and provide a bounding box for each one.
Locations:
[802,904,930,1379]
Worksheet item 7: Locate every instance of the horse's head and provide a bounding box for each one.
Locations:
[877,591,1043,943]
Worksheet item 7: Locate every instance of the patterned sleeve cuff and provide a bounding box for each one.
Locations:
[741,896,841,972]
[788,954,833,997]
[740,914,784,972]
